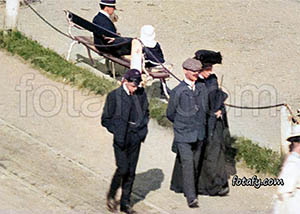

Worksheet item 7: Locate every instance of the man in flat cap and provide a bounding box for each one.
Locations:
[167,58,208,208]
[101,69,149,214]
[273,125,300,214]
[93,0,132,56]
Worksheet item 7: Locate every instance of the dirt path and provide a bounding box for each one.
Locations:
[0,50,278,213]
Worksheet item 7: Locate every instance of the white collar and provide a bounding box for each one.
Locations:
[184,77,195,90]
[291,151,300,159]
[122,83,130,96]
[100,10,110,19]
[198,74,205,79]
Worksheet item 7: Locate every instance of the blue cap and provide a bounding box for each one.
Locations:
[123,69,142,86]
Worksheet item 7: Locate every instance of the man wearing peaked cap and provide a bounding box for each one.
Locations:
[93,0,132,56]
[273,124,300,214]
[167,58,208,208]
[182,58,203,72]
[101,69,149,214]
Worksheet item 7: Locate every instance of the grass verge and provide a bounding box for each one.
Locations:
[0,30,283,175]
[0,30,116,95]
[233,137,283,176]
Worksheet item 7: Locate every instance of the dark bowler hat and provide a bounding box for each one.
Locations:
[99,0,116,7]
[123,69,142,86]
[182,58,202,72]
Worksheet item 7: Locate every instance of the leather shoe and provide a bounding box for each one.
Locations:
[188,199,199,208]
[106,194,117,212]
[218,186,229,196]
[120,204,136,214]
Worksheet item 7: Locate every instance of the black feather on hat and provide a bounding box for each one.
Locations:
[194,49,222,65]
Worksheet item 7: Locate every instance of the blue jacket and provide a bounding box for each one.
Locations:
[167,81,208,144]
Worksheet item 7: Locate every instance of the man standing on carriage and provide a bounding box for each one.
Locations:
[93,0,132,56]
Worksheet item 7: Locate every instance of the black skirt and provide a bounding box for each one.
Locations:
[170,119,229,196]
[197,119,228,196]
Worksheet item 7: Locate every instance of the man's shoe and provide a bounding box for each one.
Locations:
[218,186,229,196]
[120,204,136,214]
[106,194,117,212]
[188,199,199,208]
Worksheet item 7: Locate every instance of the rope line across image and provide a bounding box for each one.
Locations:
[23,0,294,112]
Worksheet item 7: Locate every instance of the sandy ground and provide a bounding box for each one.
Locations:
[1,0,300,150]
[0,0,299,213]
[0,49,279,213]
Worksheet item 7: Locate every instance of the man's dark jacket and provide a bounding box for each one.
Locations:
[166,81,208,144]
[101,86,149,145]
[92,12,132,56]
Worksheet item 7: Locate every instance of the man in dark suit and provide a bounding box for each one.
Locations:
[93,0,132,56]
[167,58,208,208]
[101,69,149,214]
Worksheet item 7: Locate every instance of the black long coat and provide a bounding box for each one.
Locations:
[101,86,149,147]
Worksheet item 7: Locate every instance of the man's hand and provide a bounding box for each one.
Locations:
[103,36,116,44]
[215,110,222,118]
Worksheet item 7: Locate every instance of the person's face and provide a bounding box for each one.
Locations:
[183,69,199,82]
[199,67,213,79]
[106,6,115,15]
[293,142,300,154]
[125,81,138,94]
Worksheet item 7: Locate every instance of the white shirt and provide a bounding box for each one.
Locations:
[100,10,110,19]
[184,77,196,91]
[123,83,130,96]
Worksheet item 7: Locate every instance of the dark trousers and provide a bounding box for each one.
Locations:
[176,140,203,203]
[96,37,132,57]
[108,132,141,206]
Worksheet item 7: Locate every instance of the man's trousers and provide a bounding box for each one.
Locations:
[108,132,141,206]
[176,140,203,203]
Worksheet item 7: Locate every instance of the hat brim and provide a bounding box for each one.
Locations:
[287,134,300,142]
[183,68,201,72]
[140,35,156,48]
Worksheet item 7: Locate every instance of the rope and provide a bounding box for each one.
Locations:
[24,1,72,39]
[24,1,135,48]
[137,39,182,82]
[224,103,285,109]
[23,1,295,112]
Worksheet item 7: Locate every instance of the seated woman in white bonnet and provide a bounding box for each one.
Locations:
[140,25,165,68]
[140,25,172,100]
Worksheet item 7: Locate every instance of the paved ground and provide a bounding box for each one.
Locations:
[0,50,278,214]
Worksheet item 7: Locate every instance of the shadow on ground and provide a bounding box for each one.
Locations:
[75,53,128,80]
[132,168,164,205]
